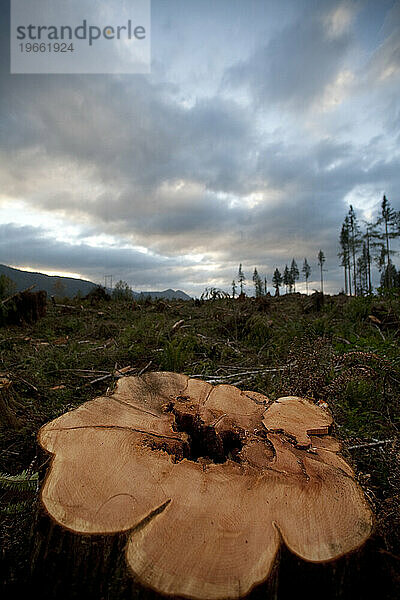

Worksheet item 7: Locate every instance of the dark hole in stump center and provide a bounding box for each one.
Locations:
[169,404,243,464]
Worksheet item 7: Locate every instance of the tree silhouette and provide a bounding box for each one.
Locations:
[348,206,362,295]
[238,264,246,295]
[338,219,351,295]
[283,265,290,294]
[272,268,282,296]
[252,268,263,298]
[290,259,299,292]
[231,280,237,299]
[362,223,376,295]
[376,195,399,288]
[338,195,400,296]
[380,262,399,290]
[318,250,326,294]
[356,242,369,296]
[112,280,133,301]
[302,258,311,295]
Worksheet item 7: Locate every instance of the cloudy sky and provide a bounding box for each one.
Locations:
[1,0,399,296]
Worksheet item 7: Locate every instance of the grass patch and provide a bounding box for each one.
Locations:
[0,292,399,596]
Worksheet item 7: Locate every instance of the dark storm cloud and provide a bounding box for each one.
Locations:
[0,73,256,197]
[0,223,198,290]
[256,138,400,201]
[226,2,353,110]
[0,223,168,271]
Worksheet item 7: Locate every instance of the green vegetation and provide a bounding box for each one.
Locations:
[247,256,313,297]
[0,292,399,593]
[112,280,133,301]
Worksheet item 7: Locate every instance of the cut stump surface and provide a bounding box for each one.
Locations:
[38,372,373,599]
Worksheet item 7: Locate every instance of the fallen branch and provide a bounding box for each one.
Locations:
[171,319,185,332]
[53,303,107,315]
[1,285,36,306]
[14,376,38,392]
[114,366,135,377]
[86,373,113,386]
[54,303,81,310]
[190,367,286,384]
[138,360,153,376]
[84,365,146,387]
[47,369,111,375]
[347,439,394,451]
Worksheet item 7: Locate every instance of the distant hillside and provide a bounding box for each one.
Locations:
[0,264,96,297]
[0,264,191,300]
[134,289,191,300]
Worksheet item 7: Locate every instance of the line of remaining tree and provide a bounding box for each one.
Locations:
[233,251,326,298]
[339,195,400,295]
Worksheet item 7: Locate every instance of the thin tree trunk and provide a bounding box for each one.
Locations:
[385,218,391,288]
[366,233,372,294]
[351,227,357,296]
[348,257,352,296]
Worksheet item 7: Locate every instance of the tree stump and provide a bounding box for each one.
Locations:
[35,372,373,599]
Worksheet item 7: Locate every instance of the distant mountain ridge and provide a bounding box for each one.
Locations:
[0,264,191,301]
[133,289,190,301]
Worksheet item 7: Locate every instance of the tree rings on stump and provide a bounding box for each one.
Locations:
[38,372,373,599]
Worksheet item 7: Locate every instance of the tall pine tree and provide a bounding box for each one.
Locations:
[377,195,399,288]
[283,265,290,294]
[290,259,299,292]
[238,264,246,295]
[272,268,282,296]
[252,268,263,298]
[356,243,369,296]
[348,206,362,295]
[318,250,326,295]
[302,258,311,295]
[338,220,351,295]
[231,280,237,299]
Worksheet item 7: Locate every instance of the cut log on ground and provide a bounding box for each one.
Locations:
[36,372,373,600]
